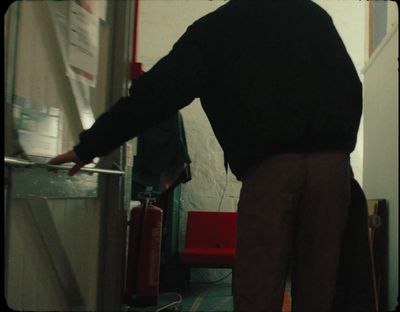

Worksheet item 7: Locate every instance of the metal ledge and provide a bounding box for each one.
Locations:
[5,156,125,176]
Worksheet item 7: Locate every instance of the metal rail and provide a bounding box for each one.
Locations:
[4,156,125,176]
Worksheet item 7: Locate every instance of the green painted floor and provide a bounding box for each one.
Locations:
[123,282,291,311]
[181,283,233,312]
[179,281,292,312]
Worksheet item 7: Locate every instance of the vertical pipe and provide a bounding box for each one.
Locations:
[132,0,140,63]
[131,0,143,80]
[368,1,374,57]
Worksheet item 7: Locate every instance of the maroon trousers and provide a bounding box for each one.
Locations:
[233,152,351,312]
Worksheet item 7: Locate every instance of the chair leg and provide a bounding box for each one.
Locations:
[231,268,234,296]
[185,267,191,289]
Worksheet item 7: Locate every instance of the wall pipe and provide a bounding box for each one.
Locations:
[131,0,144,80]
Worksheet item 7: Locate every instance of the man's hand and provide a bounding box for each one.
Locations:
[48,150,87,176]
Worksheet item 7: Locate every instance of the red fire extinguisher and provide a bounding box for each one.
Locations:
[125,187,163,307]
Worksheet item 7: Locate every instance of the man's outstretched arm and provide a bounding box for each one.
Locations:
[49,22,208,174]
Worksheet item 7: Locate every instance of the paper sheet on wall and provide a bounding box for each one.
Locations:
[92,0,107,22]
[13,95,62,158]
[67,1,100,87]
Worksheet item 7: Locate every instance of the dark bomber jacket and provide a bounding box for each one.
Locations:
[74,0,362,180]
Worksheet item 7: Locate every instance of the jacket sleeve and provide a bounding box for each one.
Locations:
[73,23,208,163]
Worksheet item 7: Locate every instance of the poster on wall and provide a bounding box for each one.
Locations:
[67,0,100,87]
[92,0,107,22]
[13,95,62,158]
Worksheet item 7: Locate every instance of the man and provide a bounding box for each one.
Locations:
[50,0,362,311]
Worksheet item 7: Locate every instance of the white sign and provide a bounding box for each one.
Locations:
[13,96,62,158]
[67,1,100,87]
[92,0,108,22]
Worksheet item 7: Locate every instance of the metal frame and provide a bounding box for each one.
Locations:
[4,1,134,310]
[94,1,135,310]
[5,156,124,176]
[4,2,20,303]
[5,2,19,104]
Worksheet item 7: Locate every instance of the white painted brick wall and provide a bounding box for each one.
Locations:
[313,0,366,185]
[179,101,241,282]
[138,0,234,282]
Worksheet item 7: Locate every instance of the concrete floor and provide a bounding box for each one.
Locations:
[181,283,233,312]
[122,282,290,312]
[180,282,292,312]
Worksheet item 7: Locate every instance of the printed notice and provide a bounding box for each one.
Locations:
[92,0,107,22]
[13,96,62,158]
[67,1,100,87]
